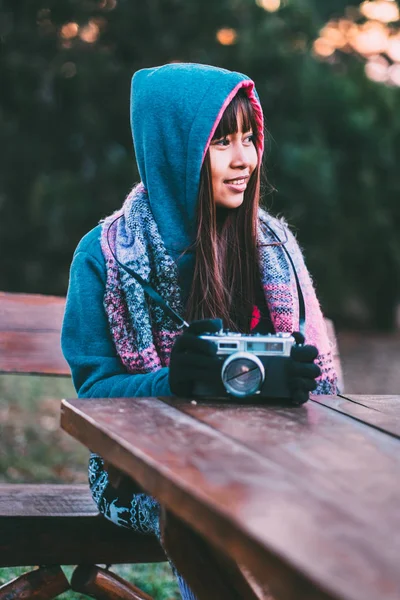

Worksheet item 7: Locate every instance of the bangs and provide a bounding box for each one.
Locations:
[212,90,257,141]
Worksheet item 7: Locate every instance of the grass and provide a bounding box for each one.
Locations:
[0,374,180,599]
[0,565,179,600]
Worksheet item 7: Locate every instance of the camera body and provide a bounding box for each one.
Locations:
[193,331,295,400]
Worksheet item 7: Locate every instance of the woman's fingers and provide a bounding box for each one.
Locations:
[291,344,319,363]
[178,352,221,371]
[175,334,218,356]
[186,318,223,335]
[290,361,321,379]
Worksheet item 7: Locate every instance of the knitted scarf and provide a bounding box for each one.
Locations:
[101,184,337,394]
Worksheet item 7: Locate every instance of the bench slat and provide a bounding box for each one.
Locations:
[0,292,65,332]
[0,484,99,517]
[0,292,69,375]
[0,516,166,567]
[0,485,165,567]
[0,331,70,375]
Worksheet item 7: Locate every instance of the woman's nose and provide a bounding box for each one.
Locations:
[230,143,250,168]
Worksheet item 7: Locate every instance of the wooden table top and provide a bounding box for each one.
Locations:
[61,394,400,600]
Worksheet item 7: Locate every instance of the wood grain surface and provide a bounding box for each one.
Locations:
[0,292,69,375]
[339,394,400,417]
[313,394,400,438]
[61,395,400,600]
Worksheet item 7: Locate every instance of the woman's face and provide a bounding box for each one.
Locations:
[209,112,258,209]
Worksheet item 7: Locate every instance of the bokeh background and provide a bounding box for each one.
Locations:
[0,2,399,597]
[2,0,400,331]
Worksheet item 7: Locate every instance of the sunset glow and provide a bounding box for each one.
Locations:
[314,2,400,86]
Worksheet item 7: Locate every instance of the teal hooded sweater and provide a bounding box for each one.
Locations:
[61,63,259,398]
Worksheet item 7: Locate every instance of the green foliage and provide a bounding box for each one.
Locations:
[1,0,399,328]
[0,374,85,482]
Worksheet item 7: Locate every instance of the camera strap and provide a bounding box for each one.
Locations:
[107,215,305,335]
[263,223,306,337]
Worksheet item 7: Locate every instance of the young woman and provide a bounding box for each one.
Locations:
[62,63,337,599]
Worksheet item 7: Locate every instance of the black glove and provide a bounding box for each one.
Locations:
[288,331,321,405]
[169,318,223,397]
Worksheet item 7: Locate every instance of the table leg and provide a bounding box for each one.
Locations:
[160,507,273,600]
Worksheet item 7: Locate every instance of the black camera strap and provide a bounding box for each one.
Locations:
[263,223,306,337]
[106,215,305,335]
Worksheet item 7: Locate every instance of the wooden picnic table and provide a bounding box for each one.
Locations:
[60,393,400,600]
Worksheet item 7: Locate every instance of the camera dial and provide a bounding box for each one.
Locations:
[221,352,265,397]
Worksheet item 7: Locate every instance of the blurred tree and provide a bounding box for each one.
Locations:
[308,0,350,21]
[0,0,399,329]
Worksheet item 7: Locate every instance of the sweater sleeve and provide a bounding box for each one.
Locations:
[61,233,172,399]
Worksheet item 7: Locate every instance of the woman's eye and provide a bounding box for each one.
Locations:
[244,133,254,143]
[213,137,229,146]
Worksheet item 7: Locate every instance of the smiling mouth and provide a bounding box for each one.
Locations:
[223,177,249,194]
[224,177,249,185]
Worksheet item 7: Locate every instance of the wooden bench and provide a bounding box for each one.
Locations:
[0,292,166,600]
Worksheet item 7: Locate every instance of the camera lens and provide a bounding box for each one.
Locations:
[221,353,265,397]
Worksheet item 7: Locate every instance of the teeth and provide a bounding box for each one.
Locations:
[227,178,246,185]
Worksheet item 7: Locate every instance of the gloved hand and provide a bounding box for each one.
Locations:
[288,332,321,405]
[169,318,223,397]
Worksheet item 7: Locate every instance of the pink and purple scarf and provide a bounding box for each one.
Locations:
[101,184,337,394]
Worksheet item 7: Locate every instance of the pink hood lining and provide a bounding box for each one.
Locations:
[202,80,264,163]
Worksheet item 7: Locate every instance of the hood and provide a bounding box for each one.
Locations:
[130,62,264,259]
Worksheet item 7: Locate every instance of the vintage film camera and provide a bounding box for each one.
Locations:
[108,218,302,401]
[193,331,295,399]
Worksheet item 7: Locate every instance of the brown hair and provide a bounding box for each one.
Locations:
[185,90,262,332]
